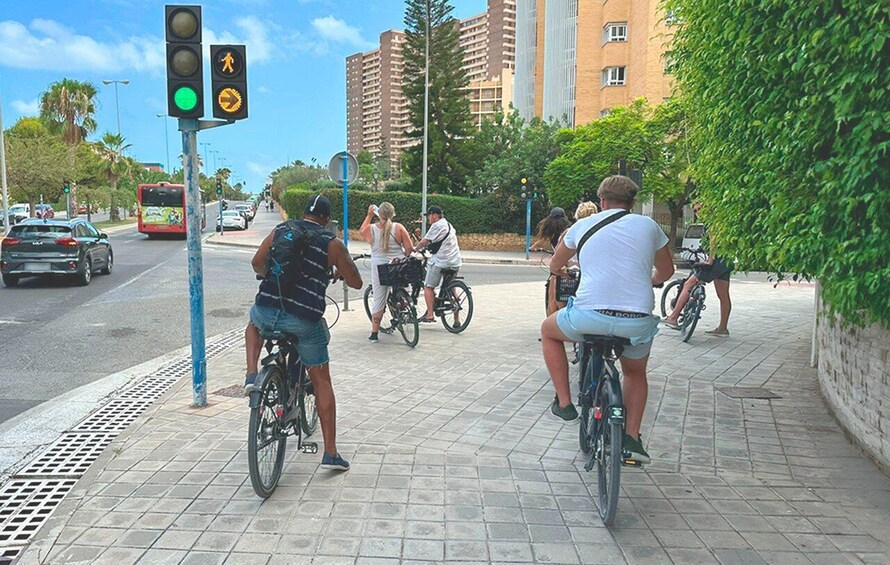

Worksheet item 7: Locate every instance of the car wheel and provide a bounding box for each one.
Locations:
[101,252,113,275]
[2,274,20,287]
[76,258,92,286]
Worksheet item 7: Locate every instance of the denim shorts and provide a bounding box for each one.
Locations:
[556,298,660,360]
[249,304,331,367]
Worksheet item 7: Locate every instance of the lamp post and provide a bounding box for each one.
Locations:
[102,79,130,136]
[199,143,211,175]
[0,91,9,232]
[156,113,171,174]
[420,0,431,235]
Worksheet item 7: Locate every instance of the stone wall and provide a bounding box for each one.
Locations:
[348,230,527,252]
[817,305,890,469]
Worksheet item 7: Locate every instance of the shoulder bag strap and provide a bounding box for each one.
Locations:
[575,211,630,264]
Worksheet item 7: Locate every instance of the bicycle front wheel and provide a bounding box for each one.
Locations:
[680,296,703,343]
[660,279,683,318]
[299,365,318,437]
[594,377,623,526]
[394,289,420,347]
[248,366,287,499]
[440,280,474,334]
[363,285,374,321]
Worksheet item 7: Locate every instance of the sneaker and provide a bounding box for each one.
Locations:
[623,434,651,464]
[705,328,729,337]
[321,452,350,471]
[243,372,257,397]
[368,332,379,342]
[550,396,579,422]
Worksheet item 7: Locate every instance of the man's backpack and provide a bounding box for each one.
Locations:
[266,221,316,283]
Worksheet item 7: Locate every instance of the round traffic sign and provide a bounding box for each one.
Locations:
[214,48,243,78]
[327,152,359,186]
[217,87,244,114]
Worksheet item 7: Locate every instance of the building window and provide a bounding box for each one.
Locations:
[601,66,626,86]
[603,23,627,43]
[600,108,612,118]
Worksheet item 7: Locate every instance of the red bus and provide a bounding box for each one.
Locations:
[137,183,206,238]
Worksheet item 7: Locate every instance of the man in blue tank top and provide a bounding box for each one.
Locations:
[245,195,363,471]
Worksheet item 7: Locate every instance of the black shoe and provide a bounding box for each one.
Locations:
[550,397,579,422]
[368,332,379,342]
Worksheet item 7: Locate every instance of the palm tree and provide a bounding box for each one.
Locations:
[95,133,132,221]
[39,79,99,145]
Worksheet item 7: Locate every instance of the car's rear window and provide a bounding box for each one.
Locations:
[223,211,241,217]
[685,224,705,239]
[10,225,72,238]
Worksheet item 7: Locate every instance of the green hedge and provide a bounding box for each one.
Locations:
[280,187,550,234]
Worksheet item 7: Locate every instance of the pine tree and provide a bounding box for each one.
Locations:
[402,0,475,195]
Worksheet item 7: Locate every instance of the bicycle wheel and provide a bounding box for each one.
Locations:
[393,288,419,347]
[363,285,374,321]
[594,377,623,526]
[660,279,684,318]
[440,280,474,334]
[680,294,703,343]
[248,366,287,498]
[578,347,594,454]
[538,252,552,274]
[298,364,318,437]
[544,279,551,316]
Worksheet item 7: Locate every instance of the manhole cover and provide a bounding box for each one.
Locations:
[717,387,781,399]
[18,432,117,477]
[211,385,244,398]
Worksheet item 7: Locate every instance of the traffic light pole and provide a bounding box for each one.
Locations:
[525,197,532,261]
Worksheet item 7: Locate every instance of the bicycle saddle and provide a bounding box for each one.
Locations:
[582,335,632,347]
[440,268,459,276]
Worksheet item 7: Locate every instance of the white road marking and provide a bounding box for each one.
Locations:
[0,319,25,325]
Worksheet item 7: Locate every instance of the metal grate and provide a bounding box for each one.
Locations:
[0,479,77,546]
[211,385,245,398]
[117,377,177,402]
[154,361,192,380]
[17,433,117,477]
[717,387,781,399]
[0,546,22,564]
[69,399,154,433]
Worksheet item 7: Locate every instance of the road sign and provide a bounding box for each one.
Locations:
[165,5,203,119]
[210,45,248,120]
[327,152,358,186]
[217,88,243,114]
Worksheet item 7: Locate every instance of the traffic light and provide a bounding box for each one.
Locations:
[216,178,222,196]
[210,45,248,120]
[165,5,204,119]
[62,182,70,194]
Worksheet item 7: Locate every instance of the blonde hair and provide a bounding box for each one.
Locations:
[378,202,396,249]
[575,201,598,220]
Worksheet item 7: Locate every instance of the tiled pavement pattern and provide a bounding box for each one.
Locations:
[19,280,890,564]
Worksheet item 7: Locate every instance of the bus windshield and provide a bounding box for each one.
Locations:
[141,187,183,207]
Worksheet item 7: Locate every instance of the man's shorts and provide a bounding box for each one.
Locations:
[249,304,331,367]
[696,257,732,284]
[556,299,660,360]
[425,263,460,288]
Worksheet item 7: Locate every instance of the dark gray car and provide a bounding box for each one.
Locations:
[0,219,112,287]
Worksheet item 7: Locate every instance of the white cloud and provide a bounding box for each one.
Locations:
[311,16,375,50]
[11,98,40,115]
[205,16,279,63]
[257,85,269,93]
[247,161,270,177]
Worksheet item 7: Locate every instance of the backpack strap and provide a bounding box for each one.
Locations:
[576,211,630,262]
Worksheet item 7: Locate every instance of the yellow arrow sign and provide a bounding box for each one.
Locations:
[217,87,243,113]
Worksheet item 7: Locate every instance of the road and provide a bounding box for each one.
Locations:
[0,205,545,424]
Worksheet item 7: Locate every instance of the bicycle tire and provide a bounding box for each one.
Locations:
[440,280,474,334]
[595,376,623,526]
[298,365,318,437]
[248,366,287,499]
[660,279,684,319]
[538,252,552,274]
[393,288,420,347]
[363,285,374,321]
[578,346,594,454]
[680,294,703,343]
[544,279,551,316]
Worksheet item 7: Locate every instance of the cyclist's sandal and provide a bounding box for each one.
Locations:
[705,328,730,336]
[660,318,680,330]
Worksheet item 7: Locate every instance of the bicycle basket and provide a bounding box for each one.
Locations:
[556,272,580,302]
[377,263,401,286]
[398,258,425,285]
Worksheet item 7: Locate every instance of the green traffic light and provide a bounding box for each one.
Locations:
[173,86,199,112]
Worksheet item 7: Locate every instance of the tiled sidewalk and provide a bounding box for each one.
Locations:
[19,280,890,564]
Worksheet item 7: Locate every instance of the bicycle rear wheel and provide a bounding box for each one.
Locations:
[363,285,374,321]
[248,366,287,498]
[578,347,595,454]
[680,295,703,343]
[440,280,474,334]
[660,279,684,318]
[394,288,419,347]
[594,377,623,526]
[298,364,318,437]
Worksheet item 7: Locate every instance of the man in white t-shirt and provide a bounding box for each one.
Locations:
[416,206,462,322]
[541,176,675,464]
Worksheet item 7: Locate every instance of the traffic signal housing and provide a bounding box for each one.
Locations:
[166,5,204,119]
[62,182,70,194]
[210,45,248,120]
[216,178,222,196]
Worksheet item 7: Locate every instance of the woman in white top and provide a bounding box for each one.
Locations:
[360,202,414,341]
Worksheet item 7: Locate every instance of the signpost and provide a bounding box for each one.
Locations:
[520,177,536,260]
[327,151,358,310]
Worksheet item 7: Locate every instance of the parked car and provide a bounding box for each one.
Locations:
[8,204,29,224]
[679,223,706,265]
[78,204,87,214]
[235,204,255,222]
[0,219,112,287]
[217,210,247,231]
[34,204,54,219]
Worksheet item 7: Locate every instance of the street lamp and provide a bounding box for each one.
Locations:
[156,113,171,174]
[102,79,130,136]
[199,142,211,174]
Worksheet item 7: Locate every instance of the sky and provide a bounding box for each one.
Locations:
[0,0,488,193]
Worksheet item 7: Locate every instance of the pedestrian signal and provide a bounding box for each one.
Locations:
[165,5,204,119]
[210,45,248,120]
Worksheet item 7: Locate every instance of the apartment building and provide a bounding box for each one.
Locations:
[514,0,674,126]
[346,0,517,170]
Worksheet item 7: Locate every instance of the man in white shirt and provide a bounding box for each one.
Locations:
[541,176,675,464]
[416,206,462,322]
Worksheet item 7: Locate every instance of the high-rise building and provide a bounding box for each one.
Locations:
[514,0,674,126]
[346,1,517,171]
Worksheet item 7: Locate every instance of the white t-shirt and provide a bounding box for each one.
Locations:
[563,210,669,314]
[425,218,461,267]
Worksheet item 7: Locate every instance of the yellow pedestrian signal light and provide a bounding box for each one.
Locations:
[210,45,248,120]
[166,5,203,119]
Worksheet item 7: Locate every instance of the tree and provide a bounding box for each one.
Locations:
[4,119,71,214]
[94,133,133,221]
[402,0,475,195]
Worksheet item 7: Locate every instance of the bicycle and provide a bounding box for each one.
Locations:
[576,334,641,526]
[355,254,420,347]
[659,247,709,343]
[246,334,319,498]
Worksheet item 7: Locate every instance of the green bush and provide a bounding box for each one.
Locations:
[280,186,549,234]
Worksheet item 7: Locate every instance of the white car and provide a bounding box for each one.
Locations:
[679,223,706,265]
[8,204,30,224]
[218,210,247,231]
[234,204,255,221]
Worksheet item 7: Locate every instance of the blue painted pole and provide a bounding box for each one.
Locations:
[180,120,207,407]
[525,197,532,261]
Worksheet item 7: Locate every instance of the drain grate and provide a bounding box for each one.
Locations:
[117,377,177,402]
[1,546,22,564]
[17,433,117,477]
[69,399,154,433]
[0,479,77,546]
[717,387,781,399]
[211,385,244,398]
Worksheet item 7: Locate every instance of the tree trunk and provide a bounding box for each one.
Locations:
[109,181,120,222]
[668,203,682,248]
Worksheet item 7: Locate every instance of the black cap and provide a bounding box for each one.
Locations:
[304,194,331,218]
[427,206,444,216]
[549,207,566,218]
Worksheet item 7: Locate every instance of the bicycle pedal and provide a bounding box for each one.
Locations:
[300,442,318,454]
[622,458,643,467]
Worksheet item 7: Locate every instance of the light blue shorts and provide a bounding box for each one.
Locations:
[556,299,660,360]
[249,305,331,367]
